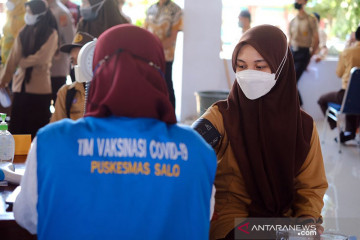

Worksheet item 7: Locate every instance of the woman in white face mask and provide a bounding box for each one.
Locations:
[76,0,129,38]
[0,0,59,138]
[192,24,327,240]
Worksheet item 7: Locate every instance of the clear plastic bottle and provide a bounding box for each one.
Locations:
[0,88,11,108]
[0,113,15,167]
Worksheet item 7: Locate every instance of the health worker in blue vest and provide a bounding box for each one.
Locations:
[14,24,217,240]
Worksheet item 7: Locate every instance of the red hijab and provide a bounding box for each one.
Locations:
[216,25,313,217]
[85,24,176,124]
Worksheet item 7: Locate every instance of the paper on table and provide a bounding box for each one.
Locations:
[1,163,24,185]
[5,186,21,204]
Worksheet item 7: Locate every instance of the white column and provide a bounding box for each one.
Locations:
[178,0,228,122]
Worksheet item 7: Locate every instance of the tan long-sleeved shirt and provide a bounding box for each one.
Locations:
[0,29,58,94]
[202,105,328,240]
[336,42,360,90]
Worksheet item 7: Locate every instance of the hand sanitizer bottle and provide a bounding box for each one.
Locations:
[0,113,15,167]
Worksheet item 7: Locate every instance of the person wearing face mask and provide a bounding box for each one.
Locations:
[289,0,319,106]
[76,0,129,38]
[1,0,27,65]
[0,0,58,139]
[238,9,251,34]
[13,25,217,240]
[192,25,327,240]
[50,31,95,122]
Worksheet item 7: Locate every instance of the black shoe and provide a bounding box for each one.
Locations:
[339,131,356,143]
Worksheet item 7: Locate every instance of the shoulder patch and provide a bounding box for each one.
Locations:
[59,14,68,27]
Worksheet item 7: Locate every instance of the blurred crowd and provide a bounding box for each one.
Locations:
[0,0,183,138]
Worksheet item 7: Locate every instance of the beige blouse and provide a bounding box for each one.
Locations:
[0,29,58,94]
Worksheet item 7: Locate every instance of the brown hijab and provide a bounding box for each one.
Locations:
[216,25,313,217]
[76,0,129,38]
[85,24,176,124]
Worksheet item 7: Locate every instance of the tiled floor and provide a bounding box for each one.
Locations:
[316,120,360,238]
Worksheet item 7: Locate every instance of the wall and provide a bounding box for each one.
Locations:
[179,0,228,122]
[178,1,339,122]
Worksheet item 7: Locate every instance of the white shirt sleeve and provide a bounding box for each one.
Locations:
[13,138,38,235]
[210,184,216,220]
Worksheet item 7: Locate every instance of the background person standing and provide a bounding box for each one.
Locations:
[289,0,319,106]
[46,0,75,103]
[0,0,58,138]
[0,0,27,119]
[144,0,183,110]
[238,9,251,34]
[76,0,129,38]
[1,0,26,65]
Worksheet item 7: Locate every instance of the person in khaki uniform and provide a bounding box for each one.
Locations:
[50,31,95,122]
[0,0,58,138]
[50,80,85,122]
[318,26,360,143]
[144,0,183,109]
[289,0,319,106]
[46,0,75,103]
[238,9,251,34]
[193,25,327,240]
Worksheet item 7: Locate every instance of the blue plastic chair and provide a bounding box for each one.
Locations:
[322,67,360,153]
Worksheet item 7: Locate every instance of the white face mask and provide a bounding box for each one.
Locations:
[235,47,288,100]
[80,0,105,20]
[236,70,276,100]
[24,11,46,25]
[6,1,15,11]
[24,13,38,25]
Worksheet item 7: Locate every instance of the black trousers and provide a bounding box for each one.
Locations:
[318,89,360,133]
[291,47,311,106]
[51,76,67,103]
[165,61,176,109]
[10,92,52,139]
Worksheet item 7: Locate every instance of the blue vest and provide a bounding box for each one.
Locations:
[36,116,216,240]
